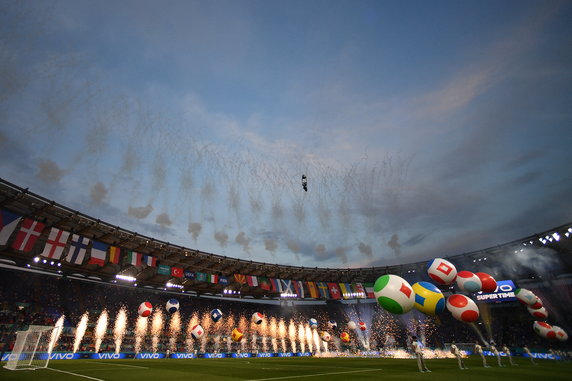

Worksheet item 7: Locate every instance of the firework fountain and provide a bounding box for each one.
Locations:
[260,317,268,352]
[134,316,148,353]
[150,310,164,353]
[278,319,287,352]
[288,320,297,353]
[48,315,65,353]
[73,312,89,353]
[239,315,248,352]
[201,310,213,353]
[168,311,182,352]
[93,310,109,353]
[113,307,128,354]
[298,323,306,353]
[186,312,199,352]
[269,317,278,352]
[226,314,235,352]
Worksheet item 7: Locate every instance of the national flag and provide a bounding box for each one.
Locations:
[339,283,353,299]
[270,278,282,293]
[88,241,108,266]
[0,210,22,245]
[259,277,271,290]
[316,282,330,299]
[157,264,171,275]
[125,251,142,266]
[184,270,196,280]
[234,274,246,284]
[281,279,294,294]
[246,275,258,287]
[109,246,121,264]
[293,280,305,298]
[65,234,90,265]
[196,272,207,282]
[364,282,375,298]
[327,283,342,300]
[11,218,45,252]
[171,267,183,278]
[143,255,157,267]
[352,283,367,298]
[305,281,319,298]
[207,274,218,283]
[218,276,229,285]
[40,227,70,259]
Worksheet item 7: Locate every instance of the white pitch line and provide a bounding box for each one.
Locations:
[47,367,105,381]
[245,368,383,381]
[88,361,149,369]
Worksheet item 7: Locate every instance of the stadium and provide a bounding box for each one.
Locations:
[1,1,572,380]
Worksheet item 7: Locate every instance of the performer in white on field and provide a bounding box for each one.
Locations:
[523,345,537,365]
[474,341,490,368]
[502,344,518,366]
[490,343,505,367]
[450,343,468,370]
[411,336,431,373]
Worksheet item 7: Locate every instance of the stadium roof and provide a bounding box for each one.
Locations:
[1,178,571,299]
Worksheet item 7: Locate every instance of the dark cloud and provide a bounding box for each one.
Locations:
[503,149,545,171]
[403,232,432,247]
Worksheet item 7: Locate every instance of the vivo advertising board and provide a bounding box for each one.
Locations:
[474,280,517,303]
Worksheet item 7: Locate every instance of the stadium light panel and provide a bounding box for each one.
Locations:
[116,274,136,282]
[552,232,560,241]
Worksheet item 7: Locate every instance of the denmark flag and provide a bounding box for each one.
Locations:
[12,218,45,252]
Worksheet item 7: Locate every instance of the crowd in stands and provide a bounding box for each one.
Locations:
[0,267,570,355]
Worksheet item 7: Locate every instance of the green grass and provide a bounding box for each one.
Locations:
[1,356,571,381]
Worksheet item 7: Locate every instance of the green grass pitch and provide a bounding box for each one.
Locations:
[1,357,571,381]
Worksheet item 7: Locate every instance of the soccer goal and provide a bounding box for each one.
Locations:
[4,325,62,371]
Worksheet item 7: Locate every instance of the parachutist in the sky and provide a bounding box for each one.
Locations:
[302,175,308,192]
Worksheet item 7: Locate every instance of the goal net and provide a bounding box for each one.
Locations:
[4,325,62,371]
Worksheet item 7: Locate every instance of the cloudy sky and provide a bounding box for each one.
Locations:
[1,0,571,268]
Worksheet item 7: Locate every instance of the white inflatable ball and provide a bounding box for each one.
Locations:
[165,299,179,314]
[456,271,482,293]
[138,301,153,317]
[374,274,415,314]
[358,321,367,331]
[527,306,548,320]
[309,318,318,329]
[347,321,357,330]
[190,324,204,339]
[426,258,457,285]
[533,321,556,340]
[446,294,479,323]
[327,320,338,330]
[252,312,264,325]
[515,288,538,306]
[320,331,331,342]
